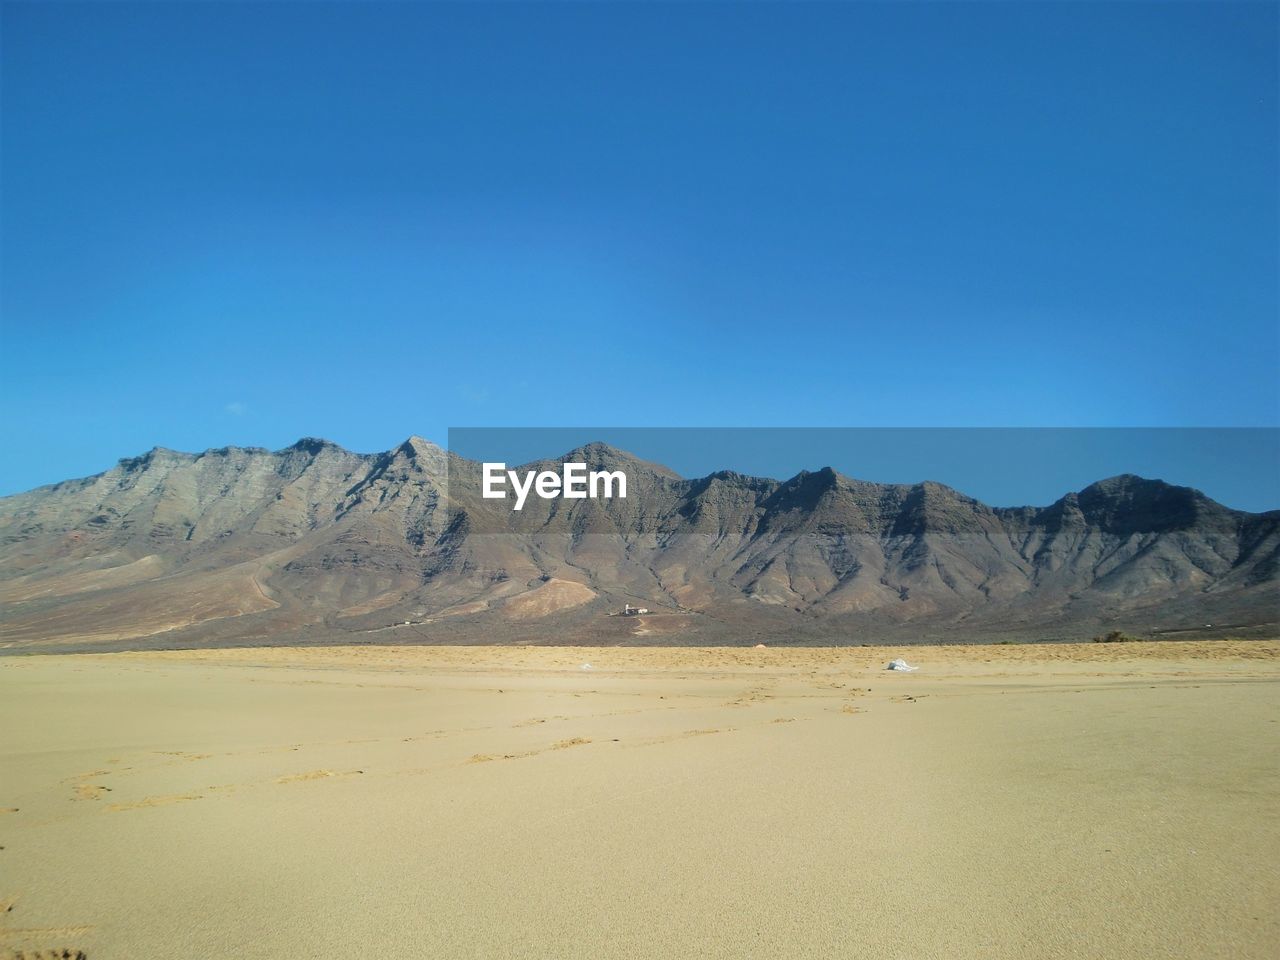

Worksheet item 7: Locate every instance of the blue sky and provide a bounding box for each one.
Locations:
[2,2,1277,504]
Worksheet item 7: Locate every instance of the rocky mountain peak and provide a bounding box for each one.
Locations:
[552,442,682,479]
[286,437,342,456]
[1074,474,1219,533]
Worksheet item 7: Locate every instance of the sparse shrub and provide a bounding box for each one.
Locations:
[1092,630,1139,643]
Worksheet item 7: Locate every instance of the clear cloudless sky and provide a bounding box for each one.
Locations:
[1,1,1277,504]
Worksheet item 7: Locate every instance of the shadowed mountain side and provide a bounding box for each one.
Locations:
[1,439,1276,650]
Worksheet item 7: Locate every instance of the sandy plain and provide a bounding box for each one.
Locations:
[1,640,1277,959]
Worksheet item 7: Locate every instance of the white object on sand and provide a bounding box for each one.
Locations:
[886,658,919,672]
[580,663,593,671]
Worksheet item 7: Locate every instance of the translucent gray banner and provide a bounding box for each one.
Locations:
[445,427,1278,535]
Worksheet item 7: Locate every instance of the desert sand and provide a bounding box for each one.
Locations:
[1,641,1277,959]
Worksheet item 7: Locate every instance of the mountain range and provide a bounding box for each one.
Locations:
[1,437,1276,651]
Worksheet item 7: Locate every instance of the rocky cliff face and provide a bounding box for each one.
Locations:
[1,439,1275,650]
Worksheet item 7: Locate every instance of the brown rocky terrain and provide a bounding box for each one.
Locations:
[0,438,1275,650]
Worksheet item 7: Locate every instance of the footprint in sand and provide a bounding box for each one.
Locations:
[631,728,729,748]
[0,899,92,960]
[513,715,570,728]
[274,769,364,785]
[65,771,112,801]
[469,737,592,764]
[2,945,89,959]
[468,751,535,763]
[726,687,773,707]
[106,794,202,812]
